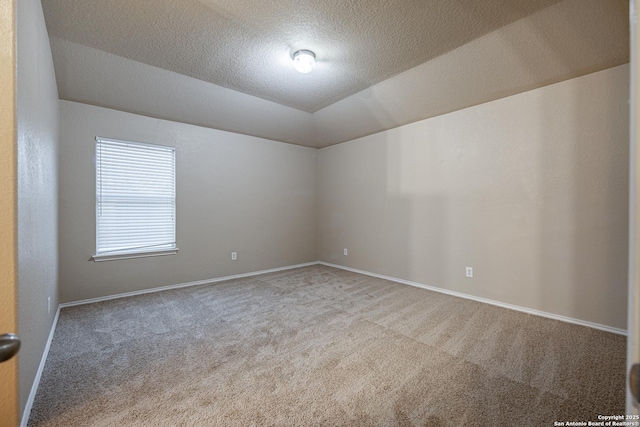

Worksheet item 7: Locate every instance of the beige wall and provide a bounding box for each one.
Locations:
[58,100,318,303]
[16,0,60,416]
[318,64,630,330]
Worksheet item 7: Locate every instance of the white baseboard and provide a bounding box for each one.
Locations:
[21,305,61,427]
[60,259,627,335]
[60,261,320,308]
[319,262,627,336]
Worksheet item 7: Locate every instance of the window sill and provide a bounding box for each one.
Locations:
[92,248,179,262]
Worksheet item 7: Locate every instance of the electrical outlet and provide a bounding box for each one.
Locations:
[344,248,348,256]
[465,267,473,278]
[231,252,237,261]
[48,297,51,313]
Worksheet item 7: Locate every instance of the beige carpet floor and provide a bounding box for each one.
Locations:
[28,265,626,426]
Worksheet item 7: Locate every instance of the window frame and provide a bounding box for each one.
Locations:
[92,136,178,262]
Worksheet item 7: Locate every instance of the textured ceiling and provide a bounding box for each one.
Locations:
[42,0,565,113]
[42,0,629,147]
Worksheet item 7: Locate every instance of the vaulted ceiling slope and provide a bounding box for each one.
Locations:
[44,0,628,148]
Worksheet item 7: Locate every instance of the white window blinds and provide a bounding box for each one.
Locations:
[95,137,176,258]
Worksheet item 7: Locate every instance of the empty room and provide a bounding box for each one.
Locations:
[1,0,638,426]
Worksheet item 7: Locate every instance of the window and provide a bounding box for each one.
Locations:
[93,137,177,261]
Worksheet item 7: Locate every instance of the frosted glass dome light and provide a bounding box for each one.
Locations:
[292,50,316,74]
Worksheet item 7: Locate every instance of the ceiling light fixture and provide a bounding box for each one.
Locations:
[292,50,316,74]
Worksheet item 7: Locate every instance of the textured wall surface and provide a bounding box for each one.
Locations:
[58,101,318,303]
[16,0,60,416]
[318,64,629,330]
